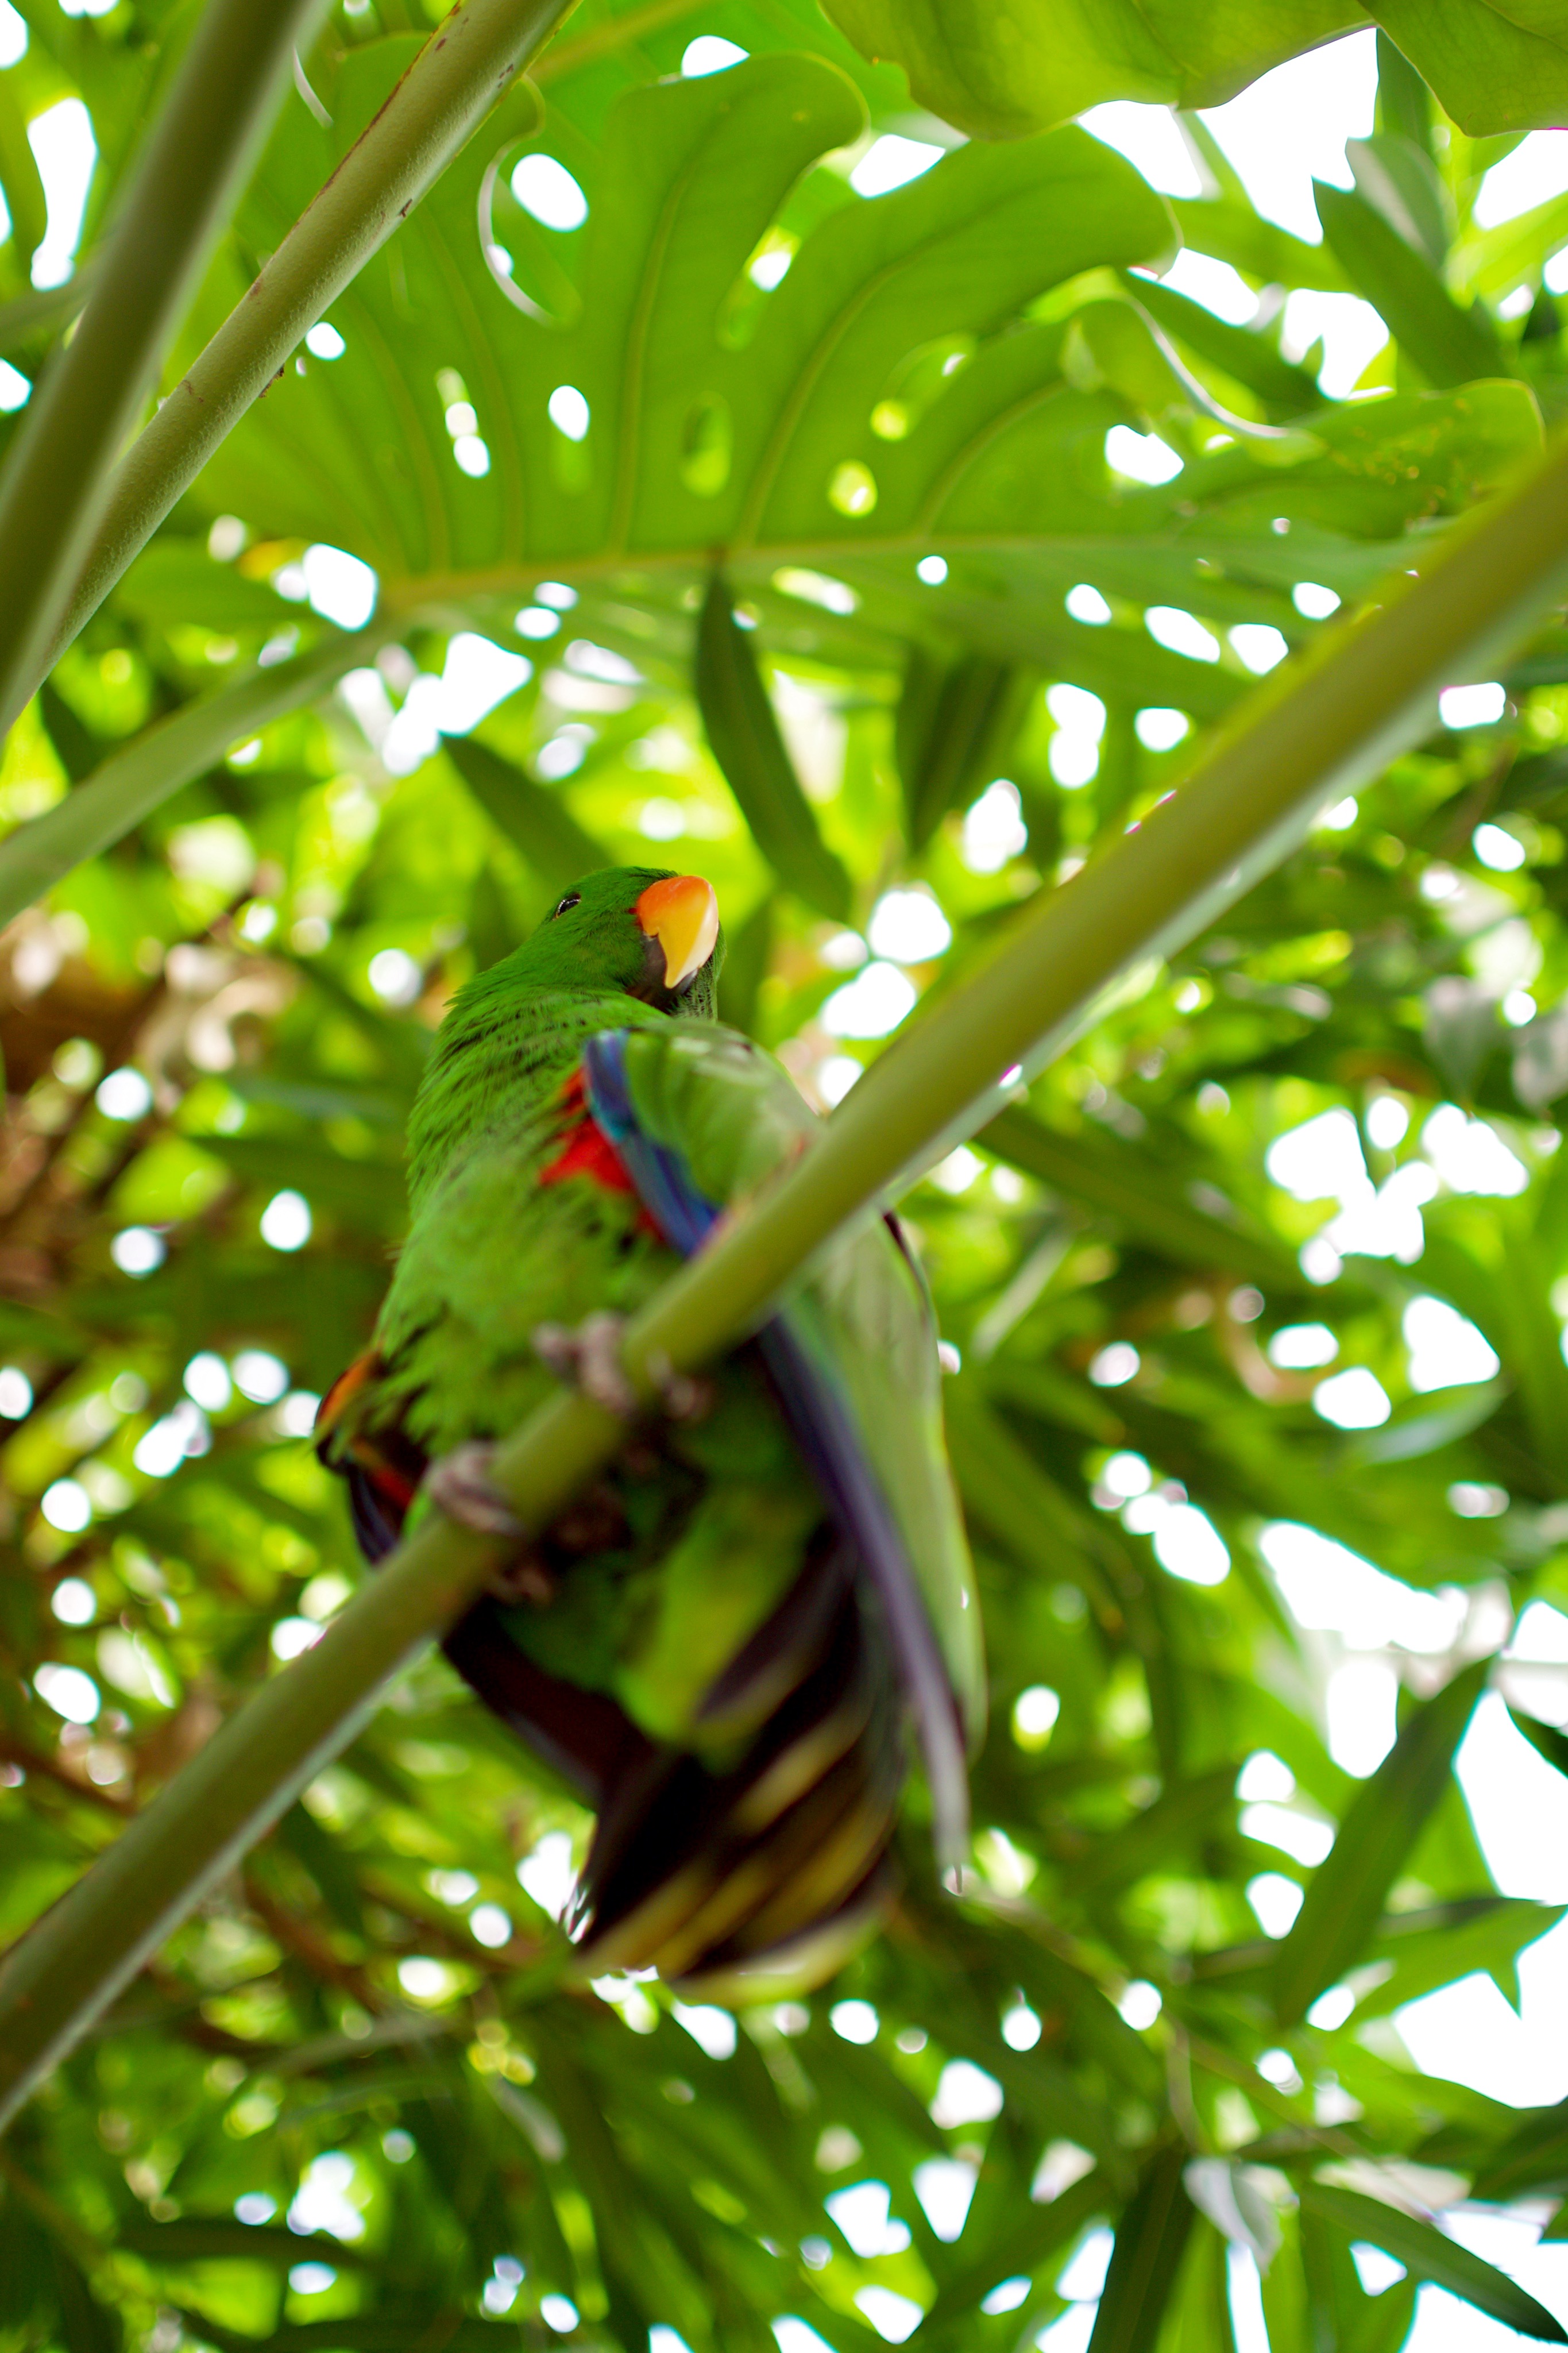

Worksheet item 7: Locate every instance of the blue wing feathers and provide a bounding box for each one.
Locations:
[584,1029,970,1872]
[584,1031,718,1255]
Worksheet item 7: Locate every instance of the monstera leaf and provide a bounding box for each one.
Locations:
[818,0,1568,139]
[74,39,1535,918]
[138,44,1544,880]
[191,48,1173,614]
[10,14,1568,2353]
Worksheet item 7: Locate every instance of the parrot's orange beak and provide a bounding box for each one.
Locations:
[636,874,720,992]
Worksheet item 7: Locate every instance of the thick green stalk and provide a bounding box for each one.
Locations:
[0,0,329,740]
[28,0,578,711]
[0,632,382,932]
[3,427,1568,2130]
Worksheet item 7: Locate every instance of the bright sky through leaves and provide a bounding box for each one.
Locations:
[5,7,1568,2345]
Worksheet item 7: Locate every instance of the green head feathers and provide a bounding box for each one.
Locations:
[405,867,725,1201]
[524,867,725,1016]
[454,865,725,1021]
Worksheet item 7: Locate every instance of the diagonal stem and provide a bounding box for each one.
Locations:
[0,627,388,932]
[3,425,1568,2131]
[0,0,330,740]
[12,0,580,730]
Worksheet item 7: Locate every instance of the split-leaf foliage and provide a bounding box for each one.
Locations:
[5,2,1568,2350]
[820,0,1568,139]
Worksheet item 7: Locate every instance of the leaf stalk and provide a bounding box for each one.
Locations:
[0,0,330,738]
[0,630,385,932]
[21,0,580,715]
[3,425,1568,2132]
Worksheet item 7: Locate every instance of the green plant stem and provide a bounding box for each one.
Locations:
[0,631,383,932]
[0,0,329,741]
[4,426,1568,2131]
[25,0,578,715]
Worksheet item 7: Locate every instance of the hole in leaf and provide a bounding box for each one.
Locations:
[477,145,582,327]
[511,153,588,232]
[828,460,877,518]
[748,235,795,291]
[682,34,747,74]
[547,385,592,493]
[680,394,732,497]
[549,385,590,442]
[720,228,800,350]
[868,334,974,445]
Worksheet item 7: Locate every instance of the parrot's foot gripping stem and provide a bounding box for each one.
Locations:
[531,1313,711,1424]
[422,1443,555,1605]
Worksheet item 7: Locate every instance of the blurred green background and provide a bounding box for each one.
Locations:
[7,2,1568,2347]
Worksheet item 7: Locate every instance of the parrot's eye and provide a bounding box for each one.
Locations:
[553,894,581,918]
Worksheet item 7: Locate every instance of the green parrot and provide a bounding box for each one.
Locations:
[318,866,983,2001]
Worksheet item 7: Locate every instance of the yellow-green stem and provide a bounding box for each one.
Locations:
[28,0,578,707]
[0,0,329,739]
[3,425,1568,2131]
[0,630,384,931]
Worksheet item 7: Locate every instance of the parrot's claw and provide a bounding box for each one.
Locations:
[532,1315,712,1424]
[425,1442,524,1537]
[424,1442,524,1537]
[423,1445,556,1604]
[533,1313,639,1418]
[644,1348,714,1424]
